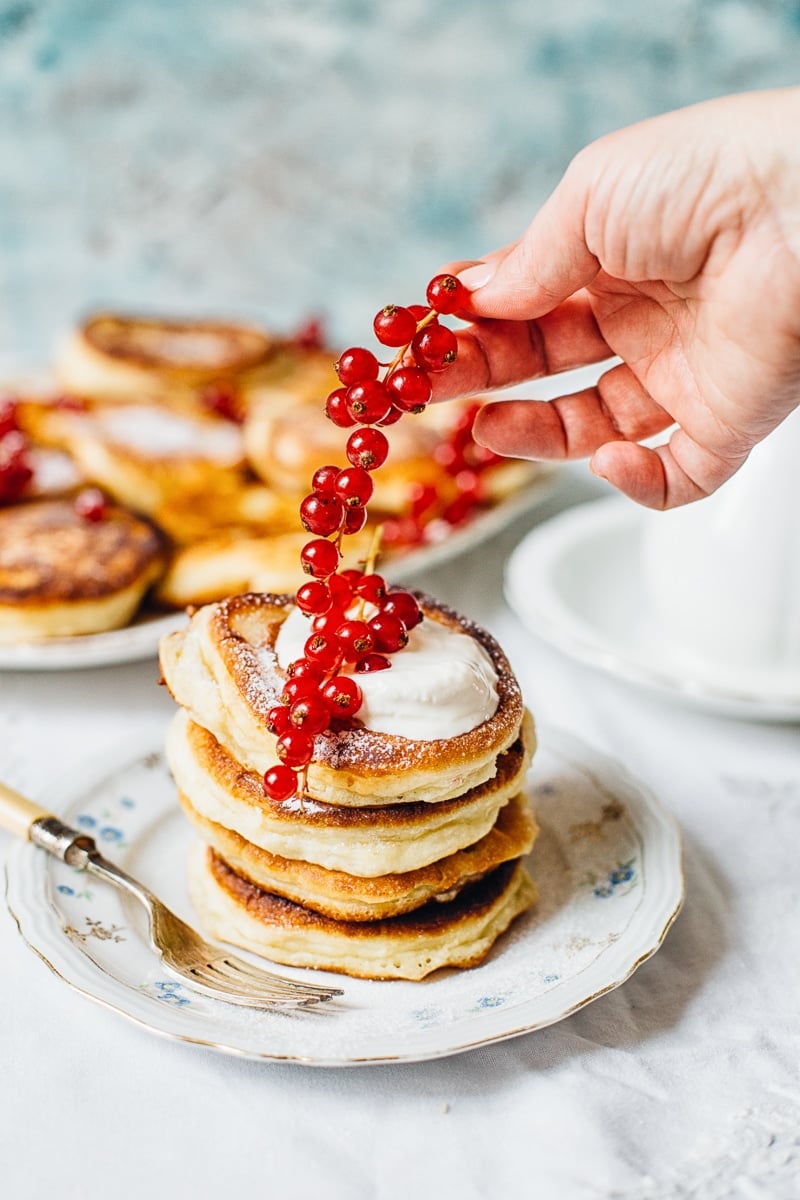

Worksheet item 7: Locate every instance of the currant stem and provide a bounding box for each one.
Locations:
[382,309,437,379]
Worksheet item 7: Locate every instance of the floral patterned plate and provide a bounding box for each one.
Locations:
[4,728,683,1066]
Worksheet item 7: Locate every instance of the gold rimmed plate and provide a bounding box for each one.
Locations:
[4,727,682,1065]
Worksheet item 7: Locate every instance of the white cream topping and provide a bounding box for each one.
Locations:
[96,406,244,461]
[274,604,499,740]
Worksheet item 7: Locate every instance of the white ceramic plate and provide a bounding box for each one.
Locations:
[0,470,558,673]
[504,497,800,721]
[5,728,682,1066]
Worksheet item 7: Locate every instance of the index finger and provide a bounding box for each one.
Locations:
[429,291,613,403]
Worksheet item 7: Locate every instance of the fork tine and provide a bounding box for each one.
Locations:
[200,962,322,1001]
[216,956,344,997]
[179,965,327,1008]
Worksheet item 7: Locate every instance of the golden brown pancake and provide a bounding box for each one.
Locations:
[180,787,536,921]
[188,843,536,980]
[166,706,535,876]
[0,498,166,640]
[159,591,528,806]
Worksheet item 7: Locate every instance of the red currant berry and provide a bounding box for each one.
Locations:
[385,366,432,411]
[346,427,389,471]
[292,314,326,350]
[409,481,438,517]
[345,379,392,425]
[328,572,357,605]
[442,494,476,526]
[408,304,432,323]
[355,572,385,604]
[335,619,374,661]
[454,468,482,500]
[381,590,423,629]
[425,273,468,315]
[377,404,404,426]
[335,466,374,508]
[343,505,367,534]
[412,325,458,372]
[289,696,330,734]
[300,538,340,578]
[380,515,424,548]
[373,304,417,347]
[267,705,291,736]
[299,491,345,537]
[335,347,379,385]
[303,633,344,673]
[311,464,342,495]
[276,729,315,768]
[368,612,409,653]
[73,486,108,523]
[325,387,357,428]
[433,441,465,473]
[321,675,363,716]
[287,657,325,681]
[0,432,33,502]
[201,380,241,423]
[263,764,299,801]
[296,579,332,615]
[355,653,391,673]
[311,606,347,636]
[279,675,320,706]
[0,397,19,438]
[338,568,364,588]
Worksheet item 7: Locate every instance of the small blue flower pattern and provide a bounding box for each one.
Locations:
[593,859,637,899]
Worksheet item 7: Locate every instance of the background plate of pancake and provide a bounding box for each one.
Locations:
[5,727,683,1066]
[0,314,558,669]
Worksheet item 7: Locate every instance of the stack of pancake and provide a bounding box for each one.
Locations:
[159,591,538,980]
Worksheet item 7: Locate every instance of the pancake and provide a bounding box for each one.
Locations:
[181,788,536,921]
[188,843,537,980]
[158,591,527,806]
[55,313,275,400]
[0,498,165,640]
[166,707,535,876]
[155,527,372,609]
[244,403,445,514]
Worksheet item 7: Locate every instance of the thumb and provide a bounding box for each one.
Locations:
[458,165,601,320]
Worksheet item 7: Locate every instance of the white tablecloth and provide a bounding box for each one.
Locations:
[2,474,799,1200]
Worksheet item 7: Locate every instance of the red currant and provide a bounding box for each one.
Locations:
[263,764,299,801]
[381,590,423,629]
[267,705,291,736]
[408,304,432,323]
[336,347,379,385]
[373,304,417,347]
[276,729,315,768]
[303,633,344,673]
[312,464,342,494]
[343,505,367,534]
[368,612,409,653]
[321,675,363,716]
[201,380,241,423]
[409,481,438,517]
[346,427,389,471]
[300,538,340,578]
[328,572,357,605]
[385,367,432,411]
[335,466,374,508]
[0,397,19,437]
[377,404,404,426]
[311,606,348,636]
[289,696,330,734]
[296,579,332,615]
[355,653,391,673]
[355,572,385,604]
[412,324,458,372]
[335,619,374,661]
[287,657,325,681]
[345,379,392,425]
[73,487,108,523]
[279,675,320,706]
[299,491,345,537]
[426,273,468,315]
[292,314,326,350]
[325,387,357,428]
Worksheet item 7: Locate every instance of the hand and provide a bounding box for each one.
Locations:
[432,89,800,508]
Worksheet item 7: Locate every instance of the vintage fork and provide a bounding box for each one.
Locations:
[0,781,343,1009]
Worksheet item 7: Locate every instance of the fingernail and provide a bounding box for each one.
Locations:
[457,261,495,291]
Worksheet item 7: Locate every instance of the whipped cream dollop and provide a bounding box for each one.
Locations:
[274,604,499,740]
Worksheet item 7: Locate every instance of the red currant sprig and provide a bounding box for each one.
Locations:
[0,400,34,505]
[262,275,464,803]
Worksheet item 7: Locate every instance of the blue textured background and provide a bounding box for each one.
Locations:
[1,0,799,356]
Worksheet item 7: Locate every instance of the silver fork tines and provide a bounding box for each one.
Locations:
[32,816,343,1010]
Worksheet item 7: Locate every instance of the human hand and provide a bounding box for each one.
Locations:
[432,89,800,508]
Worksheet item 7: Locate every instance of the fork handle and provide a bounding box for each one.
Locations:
[0,780,51,840]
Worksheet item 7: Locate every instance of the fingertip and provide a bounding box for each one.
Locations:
[589,442,668,509]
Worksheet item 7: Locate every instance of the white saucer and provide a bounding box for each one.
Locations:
[504,498,800,721]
